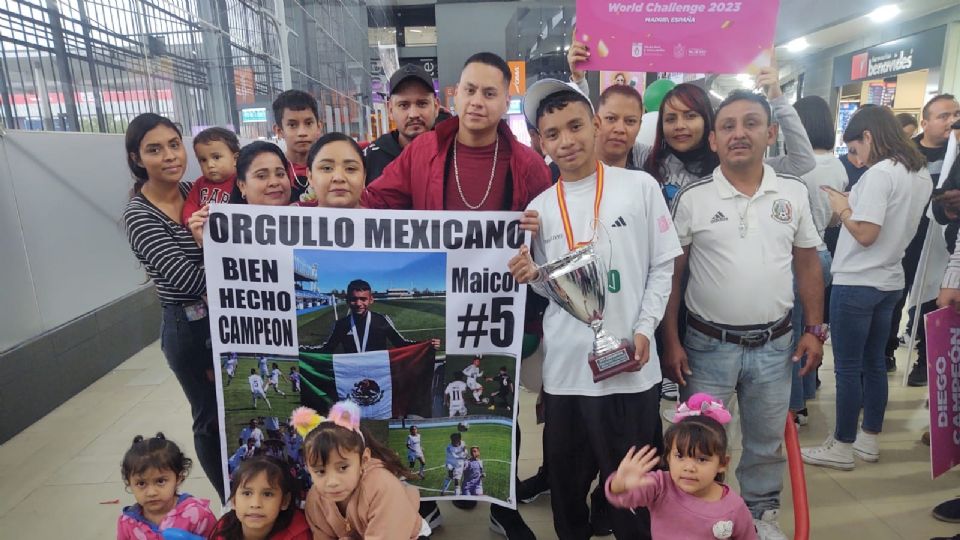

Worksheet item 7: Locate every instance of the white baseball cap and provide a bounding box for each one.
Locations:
[522,78,595,129]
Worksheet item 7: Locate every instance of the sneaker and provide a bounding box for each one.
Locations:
[489,505,536,540]
[660,379,679,401]
[885,355,897,373]
[933,497,960,523]
[753,509,788,540]
[794,408,809,426]
[419,501,442,530]
[801,436,855,471]
[852,430,879,462]
[517,469,550,503]
[452,499,477,510]
[908,361,928,386]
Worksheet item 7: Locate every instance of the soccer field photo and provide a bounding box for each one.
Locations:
[292,250,447,351]
[442,354,517,418]
[388,417,514,503]
[218,352,302,454]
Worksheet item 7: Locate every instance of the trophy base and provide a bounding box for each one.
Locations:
[588,340,641,382]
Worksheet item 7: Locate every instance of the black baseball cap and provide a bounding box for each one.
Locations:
[389,64,435,95]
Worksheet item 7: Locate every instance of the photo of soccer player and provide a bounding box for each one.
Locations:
[441,432,467,495]
[294,250,444,419]
[440,354,517,418]
[407,425,426,479]
[461,446,485,496]
[386,417,513,502]
[444,373,469,417]
[217,352,303,481]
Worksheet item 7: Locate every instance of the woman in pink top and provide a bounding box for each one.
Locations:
[605,394,757,539]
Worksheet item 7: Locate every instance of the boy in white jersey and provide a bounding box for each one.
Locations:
[257,355,269,380]
[406,425,426,479]
[267,362,287,396]
[440,432,467,495]
[444,372,469,417]
[510,79,682,539]
[248,368,272,410]
[223,352,238,386]
[462,356,485,404]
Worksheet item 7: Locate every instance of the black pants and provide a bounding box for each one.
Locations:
[543,388,662,540]
[161,304,225,501]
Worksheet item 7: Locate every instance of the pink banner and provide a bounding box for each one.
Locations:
[576,1,779,74]
[924,306,960,479]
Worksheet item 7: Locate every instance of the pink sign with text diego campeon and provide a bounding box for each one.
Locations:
[924,306,960,479]
[576,1,779,74]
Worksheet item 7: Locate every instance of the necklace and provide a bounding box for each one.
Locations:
[453,133,499,210]
[735,199,749,238]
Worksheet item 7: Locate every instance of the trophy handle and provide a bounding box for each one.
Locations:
[589,218,616,289]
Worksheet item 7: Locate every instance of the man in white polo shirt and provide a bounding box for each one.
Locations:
[661,90,826,540]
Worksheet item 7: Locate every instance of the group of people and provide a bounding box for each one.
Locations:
[119,31,960,539]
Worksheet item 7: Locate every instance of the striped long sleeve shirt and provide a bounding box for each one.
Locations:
[124,182,206,305]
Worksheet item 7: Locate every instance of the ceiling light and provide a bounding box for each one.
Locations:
[735,73,751,82]
[709,90,724,100]
[868,4,900,23]
[785,37,809,52]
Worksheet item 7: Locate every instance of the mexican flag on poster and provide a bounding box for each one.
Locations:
[299,341,436,418]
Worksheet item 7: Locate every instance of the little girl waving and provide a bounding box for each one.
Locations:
[117,433,216,539]
[292,401,429,539]
[208,456,311,540]
[605,394,757,540]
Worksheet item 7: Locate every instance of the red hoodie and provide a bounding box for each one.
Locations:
[361,117,551,211]
[207,508,311,540]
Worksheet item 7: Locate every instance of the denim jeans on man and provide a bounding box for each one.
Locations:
[161,304,225,501]
[829,285,899,443]
[681,324,794,517]
[790,250,833,411]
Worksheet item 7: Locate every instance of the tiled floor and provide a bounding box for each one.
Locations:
[1,340,958,539]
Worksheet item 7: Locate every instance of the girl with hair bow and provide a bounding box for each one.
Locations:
[605,393,758,539]
[290,401,431,539]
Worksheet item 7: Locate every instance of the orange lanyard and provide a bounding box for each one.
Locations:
[556,161,604,251]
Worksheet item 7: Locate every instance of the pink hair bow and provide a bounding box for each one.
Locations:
[673,392,732,425]
[289,400,364,440]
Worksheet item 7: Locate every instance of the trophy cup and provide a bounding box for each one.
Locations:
[534,241,640,382]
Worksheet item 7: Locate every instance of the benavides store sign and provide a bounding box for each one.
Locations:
[832,26,946,86]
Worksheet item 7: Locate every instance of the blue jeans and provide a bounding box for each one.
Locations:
[161,304,224,501]
[681,323,794,518]
[829,285,900,443]
[790,249,833,411]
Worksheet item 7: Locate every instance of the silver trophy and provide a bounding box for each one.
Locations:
[534,241,638,382]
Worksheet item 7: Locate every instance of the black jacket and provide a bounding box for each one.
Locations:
[315,311,416,354]
[364,131,404,185]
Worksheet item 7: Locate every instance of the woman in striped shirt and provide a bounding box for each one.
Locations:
[122,113,223,501]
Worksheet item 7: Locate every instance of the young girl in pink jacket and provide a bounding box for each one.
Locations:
[291,401,428,539]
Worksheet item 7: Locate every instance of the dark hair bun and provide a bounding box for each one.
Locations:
[154,432,166,440]
[133,435,145,444]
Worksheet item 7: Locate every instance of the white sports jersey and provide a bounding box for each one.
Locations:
[270,368,282,384]
[529,164,683,396]
[446,443,467,467]
[462,364,483,382]
[258,357,268,373]
[407,434,422,454]
[249,374,265,393]
[445,381,467,404]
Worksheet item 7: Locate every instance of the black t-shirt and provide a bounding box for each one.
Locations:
[913,134,947,185]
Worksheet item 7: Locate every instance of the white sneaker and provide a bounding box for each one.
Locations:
[753,509,788,540]
[801,436,855,471]
[853,430,880,462]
